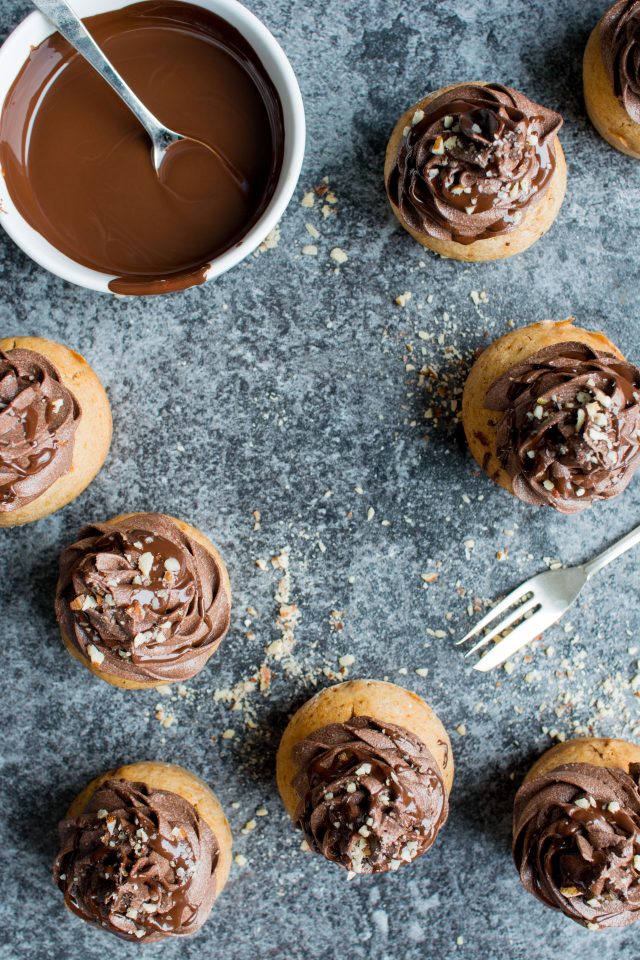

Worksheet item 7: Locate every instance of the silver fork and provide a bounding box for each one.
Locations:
[458,522,640,672]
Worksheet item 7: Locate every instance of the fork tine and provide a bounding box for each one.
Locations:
[473,608,555,672]
[456,580,535,646]
[463,594,540,658]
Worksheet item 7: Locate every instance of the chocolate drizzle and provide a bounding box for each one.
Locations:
[0,347,80,512]
[601,0,640,123]
[386,84,562,245]
[292,716,448,874]
[513,763,640,928]
[485,341,640,513]
[53,778,219,941]
[55,513,230,683]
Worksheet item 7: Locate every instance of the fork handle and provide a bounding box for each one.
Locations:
[583,522,640,579]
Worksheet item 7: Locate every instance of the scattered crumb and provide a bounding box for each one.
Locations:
[395,292,412,307]
[421,572,439,584]
[470,290,488,306]
[257,225,280,253]
[154,704,177,728]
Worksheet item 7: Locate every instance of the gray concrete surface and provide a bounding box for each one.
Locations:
[1,0,640,958]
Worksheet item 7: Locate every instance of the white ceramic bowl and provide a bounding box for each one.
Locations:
[0,0,305,294]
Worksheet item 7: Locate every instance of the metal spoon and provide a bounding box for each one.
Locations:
[32,0,245,183]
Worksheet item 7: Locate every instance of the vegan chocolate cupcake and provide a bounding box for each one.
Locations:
[513,738,640,929]
[55,512,231,688]
[385,83,566,262]
[276,679,453,875]
[0,336,111,527]
[584,0,640,158]
[462,319,640,513]
[53,761,232,942]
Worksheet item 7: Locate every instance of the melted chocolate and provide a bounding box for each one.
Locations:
[485,341,640,513]
[0,347,80,511]
[601,0,640,123]
[513,763,640,928]
[54,778,219,941]
[0,1,284,294]
[55,513,231,683]
[387,84,562,245]
[292,716,448,874]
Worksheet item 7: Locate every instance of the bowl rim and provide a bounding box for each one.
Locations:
[0,0,305,295]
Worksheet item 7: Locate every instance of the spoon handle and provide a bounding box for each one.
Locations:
[32,0,166,144]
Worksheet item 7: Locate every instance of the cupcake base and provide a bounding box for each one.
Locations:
[584,25,640,159]
[67,760,233,894]
[276,678,453,819]
[525,737,640,782]
[59,513,232,690]
[384,83,567,262]
[0,336,112,528]
[462,319,623,496]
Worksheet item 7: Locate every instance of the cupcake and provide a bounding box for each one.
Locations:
[53,761,232,942]
[462,319,640,513]
[0,336,111,527]
[513,738,640,929]
[384,83,566,262]
[276,679,453,875]
[55,512,231,688]
[584,1,640,158]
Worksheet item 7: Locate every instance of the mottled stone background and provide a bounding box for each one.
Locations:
[1,0,639,957]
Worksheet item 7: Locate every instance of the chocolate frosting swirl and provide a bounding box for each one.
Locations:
[485,341,640,513]
[513,763,640,929]
[601,0,640,123]
[0,347,80,512]
[53,778,219,941]
[55,513,230,683]
[386,84,563,245]
[292,716,448,874]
